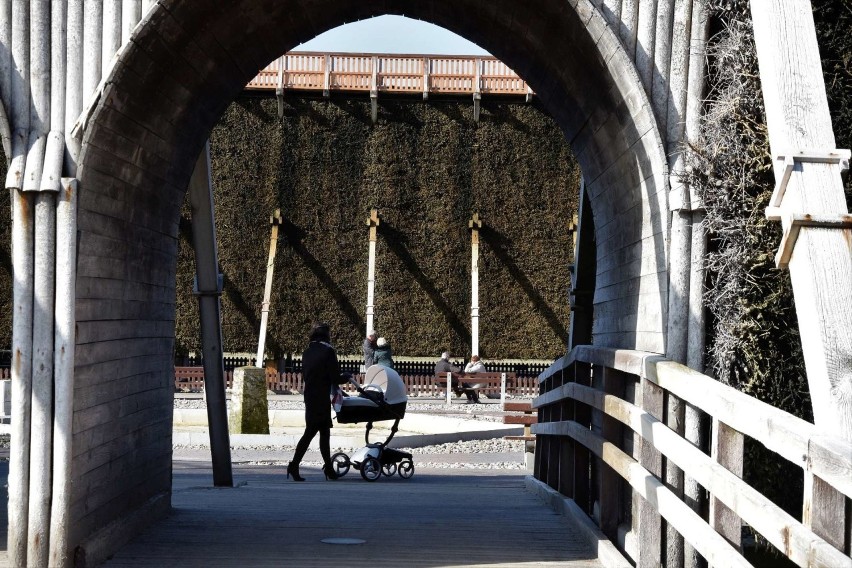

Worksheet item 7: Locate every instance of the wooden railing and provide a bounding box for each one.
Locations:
[174,367,538,397]
[533,345,852,568]
[247,51,533,99]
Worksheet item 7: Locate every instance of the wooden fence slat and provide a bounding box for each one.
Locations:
[534,420,752,568]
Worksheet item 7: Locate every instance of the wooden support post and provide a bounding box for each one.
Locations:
[323,53,330,98]
[803,471,847,553]
[545,375,561,491]
[469,213,482,356]
[636,378,664,568]
[664,391,686,567]
[422,56,429,100]
[569,179,595,348]
[365,209,380,337]
[751,1,852,444]
[188,143,232,487]
[557,376,574,496]
[534,377,546,482]
[598,367,625,540]
[573,362,592,513]
[255,209,283,367]
[370,55,378,124]
[472,58,481,122]
[710,419,743,552]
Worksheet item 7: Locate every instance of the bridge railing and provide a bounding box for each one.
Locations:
[246,51,533,99]
[533,345,852,568]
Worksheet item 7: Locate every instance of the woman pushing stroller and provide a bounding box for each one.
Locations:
[287,322,349,482]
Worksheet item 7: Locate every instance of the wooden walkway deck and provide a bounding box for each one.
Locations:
[102,461,602,567]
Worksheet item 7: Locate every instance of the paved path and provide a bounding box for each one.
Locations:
[104,460,602,568]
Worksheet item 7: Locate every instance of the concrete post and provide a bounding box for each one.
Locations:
[228,367,270,435]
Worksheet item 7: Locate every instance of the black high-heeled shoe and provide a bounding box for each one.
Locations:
[323,464,339,480]
[287,461,305,482]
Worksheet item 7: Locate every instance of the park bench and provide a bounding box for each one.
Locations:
[433,371,517,405]
[502,401,537,441]
[503,401,536,469]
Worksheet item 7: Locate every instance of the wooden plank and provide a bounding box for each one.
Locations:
[599,367,625,539]
[557,383,852,568]
[803,471,847,552]
[751,0,852,444]
[554,347,851,501]
[535,420,750,568]
[637,379,663,568]
[710,419,743,550]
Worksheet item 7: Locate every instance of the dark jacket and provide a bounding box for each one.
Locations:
[434,359,459,374]
[374,344,394,368]
[363,337,376,368]
[302,340,345,426]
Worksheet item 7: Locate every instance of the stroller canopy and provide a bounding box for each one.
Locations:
[363,365,407,405]
[336,365,407,424]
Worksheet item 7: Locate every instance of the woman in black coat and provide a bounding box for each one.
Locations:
[287,322,348,481]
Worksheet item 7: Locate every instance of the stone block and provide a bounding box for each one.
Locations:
[228,367,269,434]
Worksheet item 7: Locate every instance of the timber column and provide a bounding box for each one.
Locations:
[469,213,482,356]
[751,1,852,443]
[255,209,283,367]
[365,209,380,336]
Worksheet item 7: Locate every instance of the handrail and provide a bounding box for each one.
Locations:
[538,345,852,497]
[246,51,533,99]
[533,345,852,568]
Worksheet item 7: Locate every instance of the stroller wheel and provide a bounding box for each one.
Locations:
[331,452,350,477]
[382,462,397,477]
[398,458,414,479]
[360,457,382,482]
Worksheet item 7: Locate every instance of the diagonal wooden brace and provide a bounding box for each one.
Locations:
[765,149,850,221]
[775,213,852,268]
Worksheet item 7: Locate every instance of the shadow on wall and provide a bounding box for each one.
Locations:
[281,218,364,331]
[479,225,567,342]
[379,222,470,343]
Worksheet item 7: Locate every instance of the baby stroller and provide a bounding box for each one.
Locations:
[330,365,414,482]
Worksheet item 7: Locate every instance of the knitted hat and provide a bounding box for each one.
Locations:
[377,337,387,347]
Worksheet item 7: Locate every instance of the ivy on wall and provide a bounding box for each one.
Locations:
[175,96,580,359]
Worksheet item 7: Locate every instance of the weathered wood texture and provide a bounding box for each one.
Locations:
[534,346,852,567]
[751,0,852,445]
[95,467,603,568]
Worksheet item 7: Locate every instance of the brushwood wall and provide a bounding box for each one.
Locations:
[175,94,581,360]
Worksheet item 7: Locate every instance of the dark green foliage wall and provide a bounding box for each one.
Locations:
[175,95,579,359]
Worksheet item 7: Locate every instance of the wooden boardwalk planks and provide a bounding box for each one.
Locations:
[97,462,602,567]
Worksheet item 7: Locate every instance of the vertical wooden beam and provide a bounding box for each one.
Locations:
[599,367,625,540]
[557,372,575,497]
[569,179,595,349]
[803,472,847,552]
[636,378,664,568]
[365,209,380,336]
[255,209,283,367]
[188,143,233,487]
[709,419,743,552]
[751,0,852,445]
[546,376,561,491]
[469,213,482,356]
[573,362,592,513]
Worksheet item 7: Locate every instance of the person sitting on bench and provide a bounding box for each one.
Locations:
[435,351,479,403]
